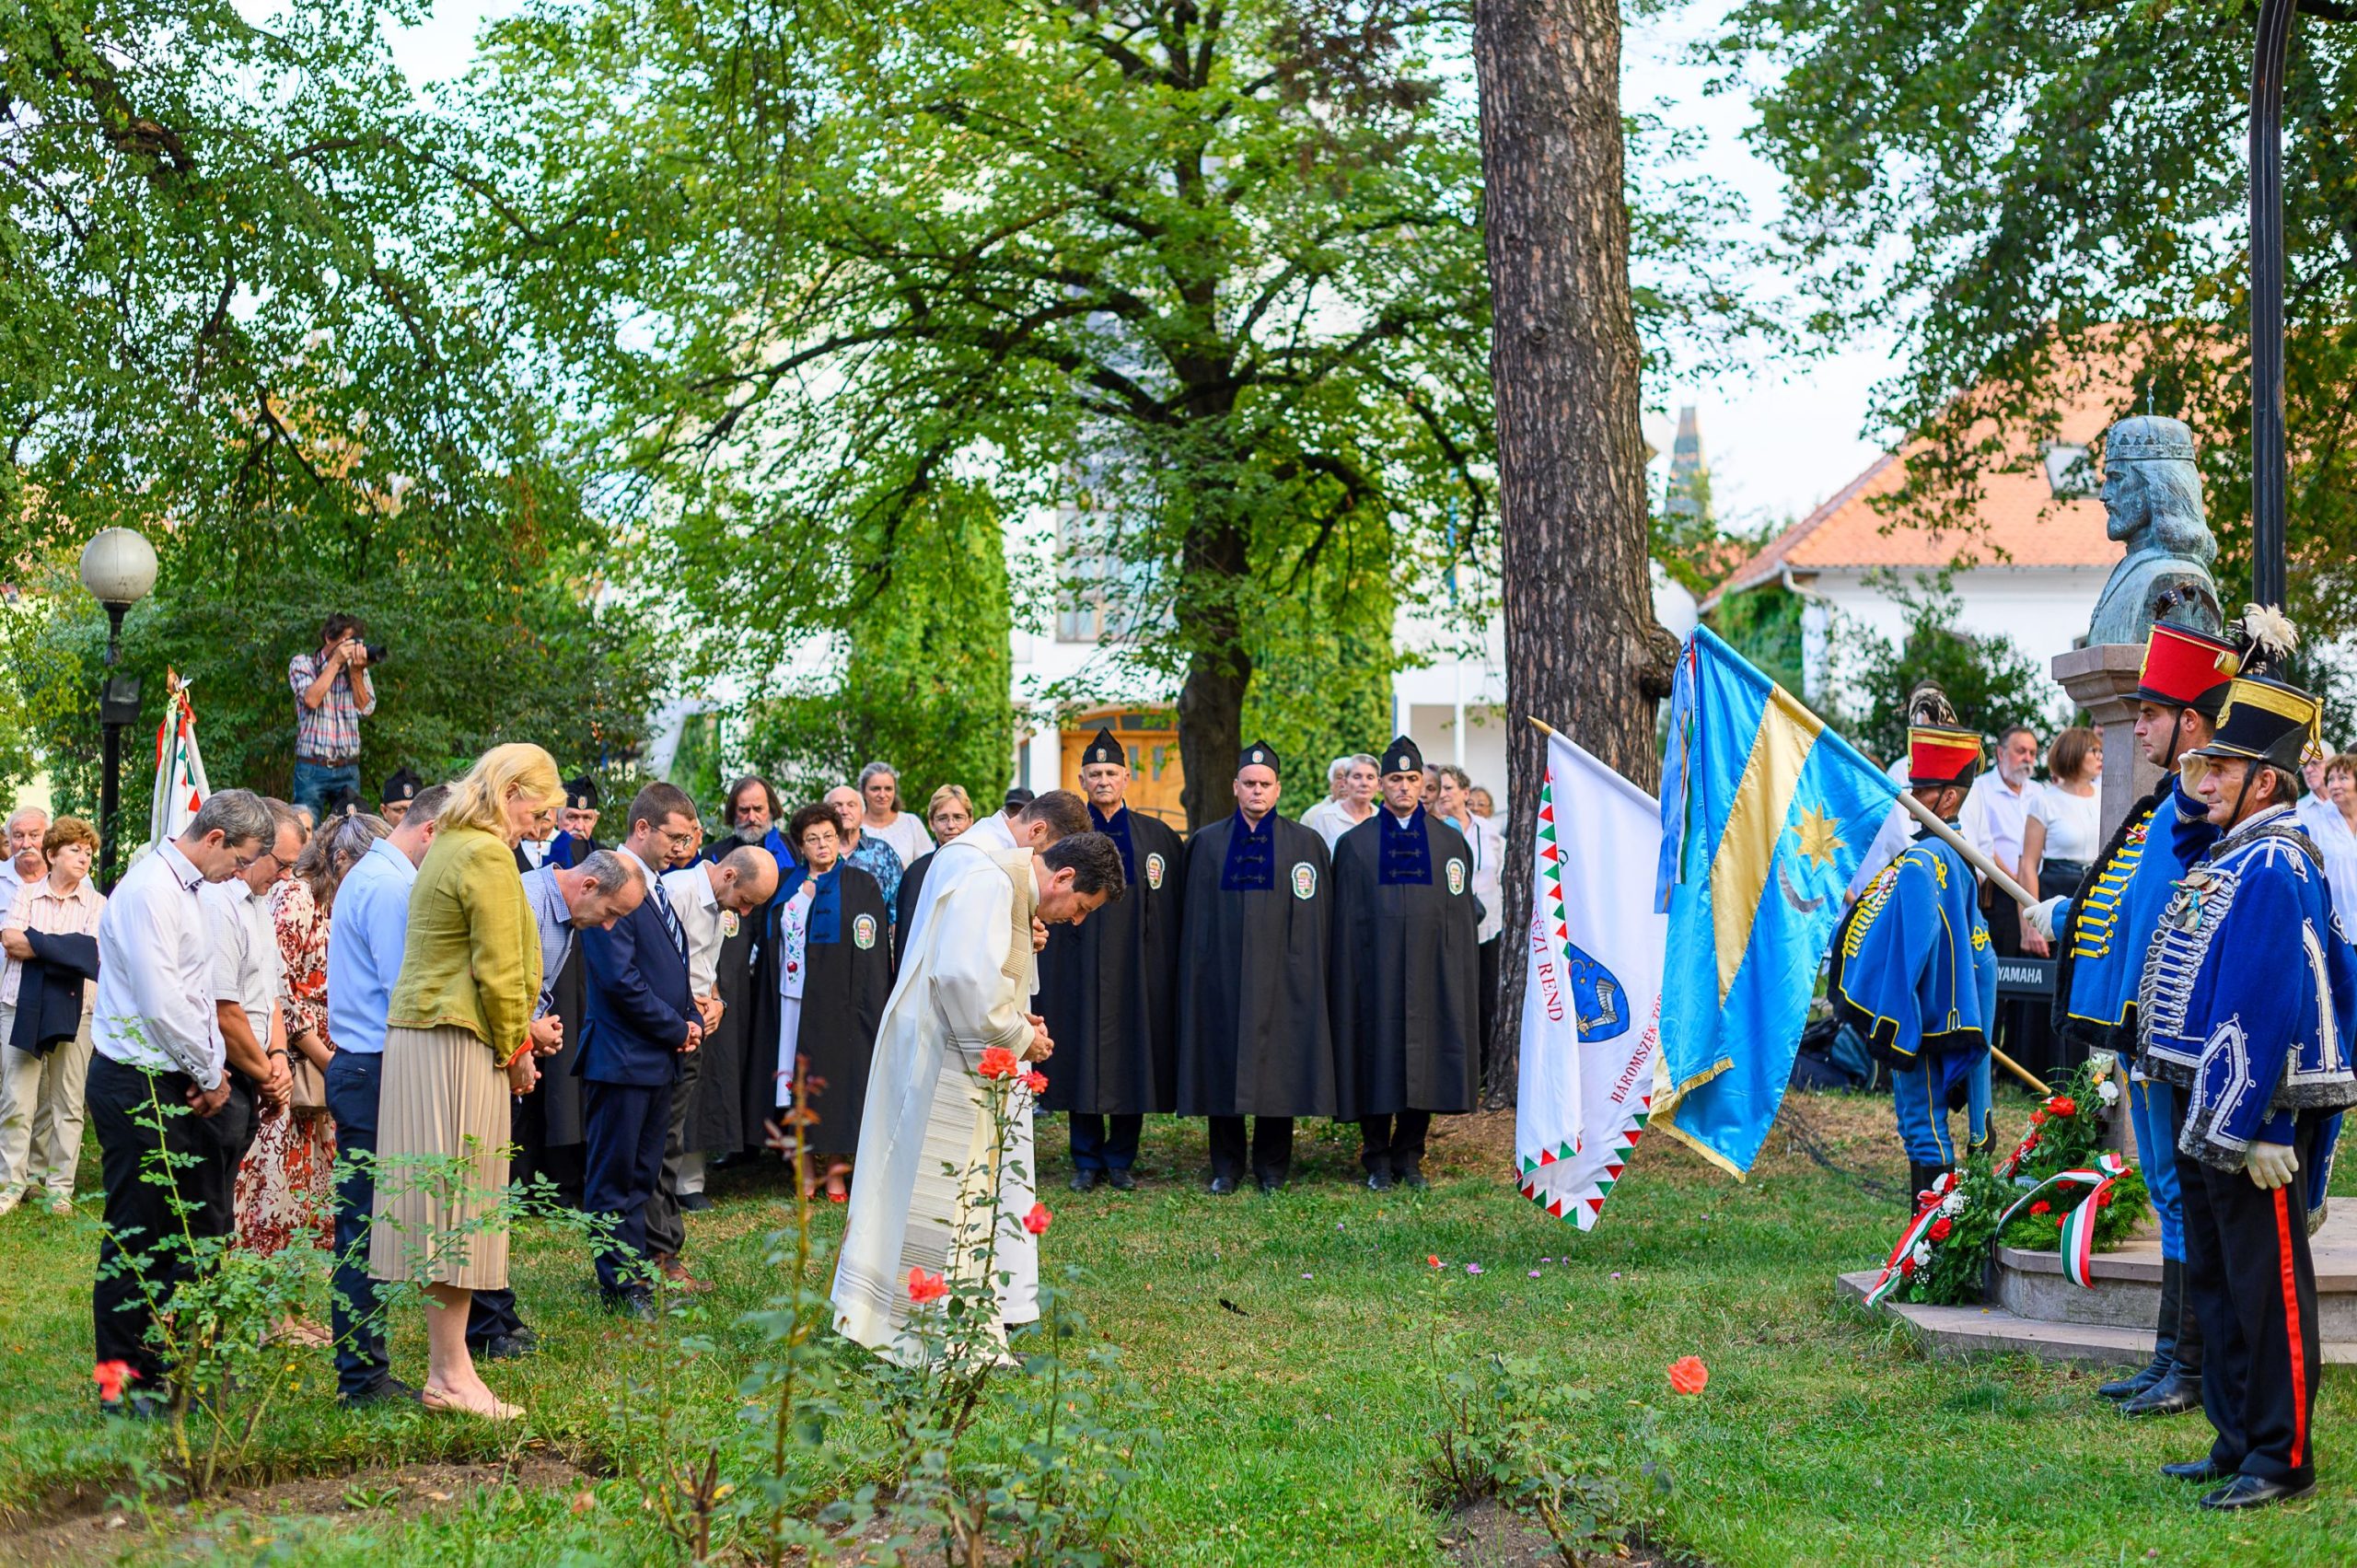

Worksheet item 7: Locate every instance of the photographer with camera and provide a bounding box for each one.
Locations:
[287,614,380,821]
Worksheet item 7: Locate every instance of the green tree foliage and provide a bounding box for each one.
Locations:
[742,487,1016,816]
[460,0,1495,827]
[1708,582,1809,701]
[0,1,651,800]
[1849,577,2053,765]
[1707,2,2357,632]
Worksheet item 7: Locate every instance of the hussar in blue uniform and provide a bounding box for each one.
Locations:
[2135,618,2357,1510]
[1828,701,1998,1202]
[2026,620,2234,1416]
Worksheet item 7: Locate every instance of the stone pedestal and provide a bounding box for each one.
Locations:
[2050,644,2161,842]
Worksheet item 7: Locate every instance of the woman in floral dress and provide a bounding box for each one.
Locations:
[235,814,383,1332]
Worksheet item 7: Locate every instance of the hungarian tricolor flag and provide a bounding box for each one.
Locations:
[148,673,208,848]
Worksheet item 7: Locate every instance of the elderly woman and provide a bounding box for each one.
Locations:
[0,815,104,1216]
[371,743,560,1421]
[2306,752,2357,924]
[767,803,890,1200]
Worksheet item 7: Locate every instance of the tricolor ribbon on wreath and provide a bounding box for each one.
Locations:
[1861,1172,1963,1307]
[1996,1152,2133,1289]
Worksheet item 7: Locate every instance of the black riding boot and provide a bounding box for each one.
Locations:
[2121,1258,2205,1418]
[2100,1255,2179,1400]
[1906,1161,1950,1209]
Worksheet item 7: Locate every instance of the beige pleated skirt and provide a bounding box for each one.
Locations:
[368,1023,511,1289]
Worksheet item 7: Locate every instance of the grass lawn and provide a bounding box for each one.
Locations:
[4,1091,2357,1566]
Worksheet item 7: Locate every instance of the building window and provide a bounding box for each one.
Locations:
[2042,443,2096,498]
[1054,503,1159,644]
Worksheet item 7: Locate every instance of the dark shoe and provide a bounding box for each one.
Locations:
[339,1376,420,1409]
[2161,1457,2231,1483]
[2104,1258,2183,1400]
[1365,1170,1395,1191]
[1207,1175,1238,1195]
[1105,1168,1136,1191]
[100,1392,168,1421]
[1399,1169,1430,1191]
[1069,1170,1099,1192]
[1258,1175,1283,1193]
[678,1191,715,1213]
[479,1332,539,1362]
[606,1291,660,1322]
[2121,1363,2202,1418]
[2200,1474,2313,1510]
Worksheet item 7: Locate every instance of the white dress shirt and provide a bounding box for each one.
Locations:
[92,839,226,1086]
[660,865,726,995]
[1958,772,2041,877]
[202,877,282,1048]
[1301,796,1373,851]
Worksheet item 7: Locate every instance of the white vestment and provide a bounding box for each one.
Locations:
[831,840,1040,1359]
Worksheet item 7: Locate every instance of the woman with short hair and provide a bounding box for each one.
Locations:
[370,743,561,1421]
[2309,752,2357,923]
[763,803,889,1201]
[0,815,103,1216]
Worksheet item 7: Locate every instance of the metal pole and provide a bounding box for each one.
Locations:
[98,606,126,892]
[2251,0,2294,610]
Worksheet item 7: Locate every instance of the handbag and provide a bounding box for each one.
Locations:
[288,1050,326,1110]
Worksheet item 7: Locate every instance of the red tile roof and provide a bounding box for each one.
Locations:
[1706,370,2125,608]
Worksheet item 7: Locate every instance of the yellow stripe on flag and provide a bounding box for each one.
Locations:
[1707,685,1823,1000]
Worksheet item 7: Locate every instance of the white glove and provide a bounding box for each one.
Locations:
[2025,896,2066,942]
[2247,1141,2301,1190]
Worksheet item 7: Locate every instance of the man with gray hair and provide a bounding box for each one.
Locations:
[1301,754,1378,850]
[512,847,646,1211]
[1,806,49,908]
[87,787,273,1414]
[651,844,778,1225]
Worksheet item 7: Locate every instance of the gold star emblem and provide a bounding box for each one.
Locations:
[1793,806,1846,872]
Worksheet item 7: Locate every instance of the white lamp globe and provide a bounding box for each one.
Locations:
[78,528,158,609]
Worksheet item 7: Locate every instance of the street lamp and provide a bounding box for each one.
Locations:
[77,528,157,890]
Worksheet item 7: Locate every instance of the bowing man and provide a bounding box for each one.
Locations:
[1173,740,1337,1192]
[1330,735,1480,1191]
[1038,728,1186,1191]
[1827,703,1997,1202]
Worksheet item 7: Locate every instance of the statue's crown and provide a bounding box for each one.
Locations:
[2106,414,2195,465]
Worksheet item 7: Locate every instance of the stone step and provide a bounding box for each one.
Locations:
[1838,1271,2357,1365]
[1991,1208,2357,1336]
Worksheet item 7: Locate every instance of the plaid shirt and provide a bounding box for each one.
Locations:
[288,650,376,761]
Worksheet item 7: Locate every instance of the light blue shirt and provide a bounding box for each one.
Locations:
[326,834,417,1056]
[520,865,575,1017]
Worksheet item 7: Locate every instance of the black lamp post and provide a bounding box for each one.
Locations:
[77,528,158,891]
[2251,0,2294,611]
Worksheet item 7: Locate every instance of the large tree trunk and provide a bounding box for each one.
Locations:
[1473,0,1678,1108]
[1175,523,1252,831]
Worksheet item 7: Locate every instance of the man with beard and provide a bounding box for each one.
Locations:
[1174,741,1337,1192]
[1330,737,1480,1191]
[543,776,604,869]
[1038,730,1185,1191]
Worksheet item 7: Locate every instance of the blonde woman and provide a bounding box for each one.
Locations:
[370,743,560,1421]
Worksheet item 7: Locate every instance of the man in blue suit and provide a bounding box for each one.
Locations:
[578,782,705,1315]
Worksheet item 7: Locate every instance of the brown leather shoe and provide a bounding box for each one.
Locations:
[655,1253,713,1293]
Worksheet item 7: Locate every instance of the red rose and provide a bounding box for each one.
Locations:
[1022,1070,1049,1094]
[1022,1202,1051,1236]
[907,1267,949,1305]
[92,1361,135,1402]
[2030,1201,2050,1216]
[1427,1255,1443,1269]
[1899,1256,1918,1276]
[1667,1356,1710,1397]
[2050,1097,2077,1117]
[977,1047,1020,1080]
[2097,1192,2113,1208]
[2029,1109,2047,1126]
[1929,1216,1954,1242]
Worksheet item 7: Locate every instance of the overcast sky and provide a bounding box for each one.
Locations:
[379,0,1893,534]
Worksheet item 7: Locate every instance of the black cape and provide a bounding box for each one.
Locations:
[532,921,592,1146]
[892,850,938,976]
[1172,812,1338,1116]
[687,908,764,1156]
[743,865,892,1157]
[1038,808,1186,1115]
[1329,808,1481,1117]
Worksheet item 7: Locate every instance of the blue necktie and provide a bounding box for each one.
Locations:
[651,876,687,964]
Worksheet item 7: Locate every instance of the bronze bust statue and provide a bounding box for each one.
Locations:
[2085,415,2223,646]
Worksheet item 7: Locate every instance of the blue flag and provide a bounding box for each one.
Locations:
[1652,628,1899,1177]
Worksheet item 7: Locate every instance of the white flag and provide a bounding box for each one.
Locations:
[1515,731,1667,1229]
[148,675,209,849]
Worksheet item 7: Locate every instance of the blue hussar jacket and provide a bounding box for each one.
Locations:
[1828,828,1999,1068]
[2050,781,2217,1053]
[2137,804,2357,1178]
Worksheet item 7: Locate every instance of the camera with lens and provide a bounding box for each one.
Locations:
[363,642,388,667]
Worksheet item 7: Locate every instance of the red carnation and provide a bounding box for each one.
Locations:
[92,1361,135,1402]
[977,1047,1019,1080]
[2030,1201,2050,1216]
[2055,1215,2066,1228]
[1899,1255,1917,1276]
[2050,1097,2077,1117]
[2029,1109,2047,1126]
[2056,1181,2078,1198]
[1929,1216,1953,1242]
[907,1267,949,1305]
[2097,1192,2113,1208]
[1022,1202,1051,1236]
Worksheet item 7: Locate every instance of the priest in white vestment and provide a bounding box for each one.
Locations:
[831,815,1121,1362]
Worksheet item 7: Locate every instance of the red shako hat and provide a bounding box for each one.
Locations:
[2136,622,2238,718]
[1908,726,1983,790]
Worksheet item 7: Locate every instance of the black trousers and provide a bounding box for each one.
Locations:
[88,1056,252,1395]
[510,1084,585,1210]
[642,1050,700,1260]
[585,1078,671,1299]
[1206,1116,1294,1182]
[1069,1113,1143,1172]
[2177,1105,2324,1486]
[1477,938,1502,1093]
[1359,1111,1433,1176]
